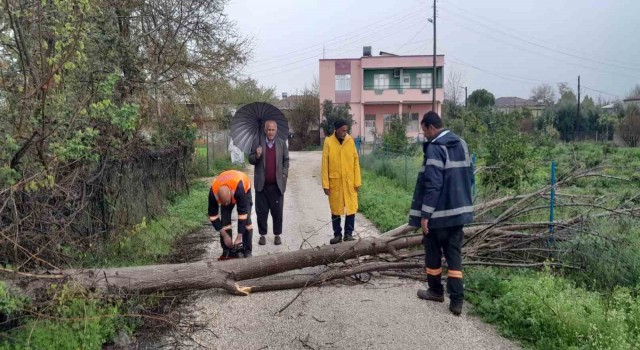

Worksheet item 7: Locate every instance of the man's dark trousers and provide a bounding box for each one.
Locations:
[256,184,283,236]
[423,225,464,302]
[331,214,354,237]
[220,192,253,257]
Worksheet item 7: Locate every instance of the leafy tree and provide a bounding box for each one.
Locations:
[468,89,495,108]
[483,111,534,190]
[382,117,409,153]
[442,99,464,120]
[557,82,577,104]
[319,100,353,136]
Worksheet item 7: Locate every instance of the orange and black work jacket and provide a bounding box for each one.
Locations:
[208,170,251,234]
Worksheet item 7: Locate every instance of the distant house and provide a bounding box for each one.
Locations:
[494,97,547,117]
[601,103,616,112]
[319,46,444,142]
[274,93,302,111]
[623,95,640,108]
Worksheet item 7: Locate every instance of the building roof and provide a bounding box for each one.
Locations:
[274,95,303,110]
[319,54,445,61]
[623,95,640,102]
[495,96,545,108]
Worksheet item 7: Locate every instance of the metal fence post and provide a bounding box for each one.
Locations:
[471,153,477,199]
[548,160,556,244]
[206,131,210,172]
[404,152,408,188]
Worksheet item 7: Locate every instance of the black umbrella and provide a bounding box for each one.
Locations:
[230,102,289,154]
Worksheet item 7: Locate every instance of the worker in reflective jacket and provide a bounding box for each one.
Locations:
[409,111,473,316]
[208,170,254,259]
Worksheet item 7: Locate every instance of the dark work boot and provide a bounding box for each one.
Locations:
[258,236,266,245]
[449,300,463,316]
[343,233,355,242]
[274,235,282,245]
[417,289,445,302]
[329,235,342,244]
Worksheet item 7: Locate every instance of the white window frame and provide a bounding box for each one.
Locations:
[335,74,351,91]
[404,112,420,132]
[416,73,432,89]
[374,74,390,90]
[402,74,411,89]
[383,114,398,132]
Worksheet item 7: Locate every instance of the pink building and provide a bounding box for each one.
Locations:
[319,47,444,142]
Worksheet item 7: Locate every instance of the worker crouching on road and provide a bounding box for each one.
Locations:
[209,170,254,259]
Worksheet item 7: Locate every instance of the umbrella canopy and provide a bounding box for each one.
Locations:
[230,102,289,154]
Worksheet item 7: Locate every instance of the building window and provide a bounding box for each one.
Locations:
[403,113,420,132]
[402,75,411,88]
[416,73,432,89]
[383,114,398,132]
[335,74,351,91]
[374,74,390,90]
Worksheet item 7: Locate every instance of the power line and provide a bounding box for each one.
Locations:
[251,13,424,72]
[251,3,427,65]
[439,0,640,71]
[249,17,428,78]
[582,86,620,98]
[445,49,623,99]
[394,21,429,52]
[438,11,640,82]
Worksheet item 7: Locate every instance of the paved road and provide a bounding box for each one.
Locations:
[166,151,519,350]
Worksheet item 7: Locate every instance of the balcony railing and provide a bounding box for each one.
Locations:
[364,83,443,90]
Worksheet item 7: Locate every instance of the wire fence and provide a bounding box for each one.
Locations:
[360,140,640,234]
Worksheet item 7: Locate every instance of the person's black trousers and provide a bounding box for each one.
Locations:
[422,225,464,302]
[256,184,283,236]
[220,191,253,257]
[331,214,355,237]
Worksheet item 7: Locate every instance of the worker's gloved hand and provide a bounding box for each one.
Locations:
[232,242,244,253]
[234,234,243,246]
[220,230,233,248]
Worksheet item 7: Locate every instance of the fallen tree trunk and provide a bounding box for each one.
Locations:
[57,234,423,295]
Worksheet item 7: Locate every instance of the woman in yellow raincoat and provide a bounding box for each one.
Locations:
[321,120,361,244]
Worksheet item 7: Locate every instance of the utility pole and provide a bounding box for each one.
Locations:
[432,0,437,112]
[575,75,580,140]
[323,44,325,59]
[464,86,468,107]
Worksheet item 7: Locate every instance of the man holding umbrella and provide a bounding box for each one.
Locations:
[249,120,290,246]
[208,170,254,259]
[321,119,361,244]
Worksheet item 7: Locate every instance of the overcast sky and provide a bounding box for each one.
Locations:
[226,0,640,102]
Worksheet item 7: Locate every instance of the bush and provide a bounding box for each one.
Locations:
[466,268,640,350]
[1,284,132,350]
[562,219,640,292]
[382,118,409,154]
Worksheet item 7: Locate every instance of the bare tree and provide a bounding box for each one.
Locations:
[310,75,320,98]
[530,83,557,106]
[627,84,640,98]
[445,68,465,105]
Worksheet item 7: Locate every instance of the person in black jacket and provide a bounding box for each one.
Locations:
[408,111,473,316]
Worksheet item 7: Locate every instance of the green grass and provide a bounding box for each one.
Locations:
[466,268,640,350]
[0,283,132,350]
[87,180,211,267]
[357,142,640,349]
[1,149,241,348]
[359,169,412,232]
